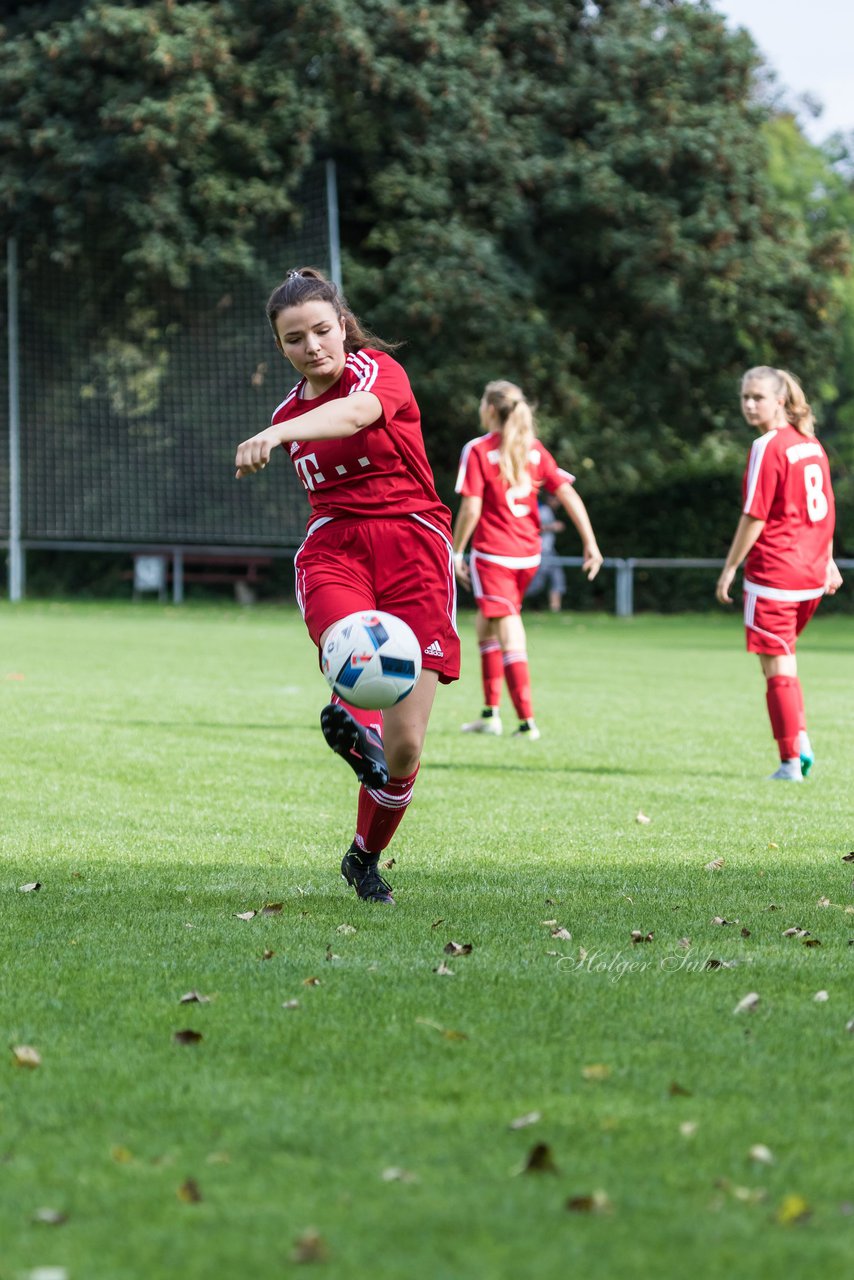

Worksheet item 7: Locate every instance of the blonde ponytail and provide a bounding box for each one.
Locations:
[776,368,815,436]
[482,380,535,487]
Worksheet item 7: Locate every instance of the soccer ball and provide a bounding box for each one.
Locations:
[321,610,422,709]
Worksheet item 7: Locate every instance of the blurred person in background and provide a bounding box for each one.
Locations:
[716,366,842,780]
[452,380,602,740]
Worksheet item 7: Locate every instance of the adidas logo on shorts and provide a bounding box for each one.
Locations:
[424,640,444,658]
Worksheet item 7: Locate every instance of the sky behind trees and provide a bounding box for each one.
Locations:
[716,0,854,141]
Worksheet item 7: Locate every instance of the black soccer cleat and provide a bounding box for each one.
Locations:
[341,845,395,904]
[320,703,389,788]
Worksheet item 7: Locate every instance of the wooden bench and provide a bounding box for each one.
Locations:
[130,552,274,602]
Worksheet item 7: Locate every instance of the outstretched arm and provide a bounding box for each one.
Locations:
[235,391,382,478]
[554,482,603,580]
[716,514,765,604]
[452,495,483,590]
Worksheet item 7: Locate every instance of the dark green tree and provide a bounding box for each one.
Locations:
[2,0,850,561]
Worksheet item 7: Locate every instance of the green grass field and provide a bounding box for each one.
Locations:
[1,601,852,1279]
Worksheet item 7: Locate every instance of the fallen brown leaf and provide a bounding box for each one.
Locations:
[782,927,809,938]
[582,1064,611,1082]
[551,928,572,941]
[303,976,321,986]
[430,918,444,929]
[282,999,300,1010]
[433,961,454,976]
[290,1229,329,1263]
[381,857,395,870]
[775,1194,811,1225]
[630,930,654,944]
[734,992,759,1014]
[522,1142,558,1174]
[261,903,283,915]
[704,858,725,872]
[677,937,692,949]
[110,1145,133,1163]
[336,923,357,935]
[381,1166,418,1183]
[817,896,832,908]
[813,990,829,1003]
[12,1045,41,1068]
[842,852,854,863]
[802,937,822,947]
[19,882,41,893]
[636,811,651,824]
[172,1029,203,1045]
[541,919,558,927]
[566,1190,613,1214]
[177,1178,202,1203]
[749,1144,774,1165]
[509,1111,541,1130]
[178,991,211,1005]
[740,927,751,938]
[234,910,257,921]
[443,941,473,956]
[415,1017,467,1040]
[32,1207,67,1225]
[668,1081,692,1097]
[261,949,275,960]
[325,946,340,962]
[712,916,737,926]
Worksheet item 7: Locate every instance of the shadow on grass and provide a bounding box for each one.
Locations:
[427,760,640,776]
[102,718,299,732]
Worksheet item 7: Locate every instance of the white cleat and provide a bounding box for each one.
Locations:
[512,720,541,741]
[461,715,503,735]
[768,758,803,782]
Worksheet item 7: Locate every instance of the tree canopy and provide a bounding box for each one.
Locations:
[2,0,851,556]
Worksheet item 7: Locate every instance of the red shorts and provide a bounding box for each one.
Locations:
[294,515,460,683]
[743,591,821,655]
[470,551,538,618]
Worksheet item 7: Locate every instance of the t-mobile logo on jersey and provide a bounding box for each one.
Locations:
[293,452,373,491]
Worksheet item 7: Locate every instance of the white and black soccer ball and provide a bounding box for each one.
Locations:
[321,610,422,709]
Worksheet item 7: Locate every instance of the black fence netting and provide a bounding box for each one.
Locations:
[2,173,334,549]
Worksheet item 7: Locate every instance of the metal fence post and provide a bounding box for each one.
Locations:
[172,549,184,604]
[614,558,634,617]
[325,160,342,289]
[7,237,25,600]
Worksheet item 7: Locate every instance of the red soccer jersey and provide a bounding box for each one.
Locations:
[455,432,574,561]
[742,424,835,595]
[273,349,452,535]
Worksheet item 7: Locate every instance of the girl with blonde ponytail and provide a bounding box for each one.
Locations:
[452,380,603,739]
[716,366,841,780]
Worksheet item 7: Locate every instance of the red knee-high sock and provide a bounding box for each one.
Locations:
[331,692,383,739]
[793,677,807,734]
[765,676,801,761]
[355,766,420,854]
[503,649,534,721]
[479,640,503,709]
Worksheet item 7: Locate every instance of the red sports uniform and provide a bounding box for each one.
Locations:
[280,349,460,682]
[455,431,574,616]
[741,425,835,654]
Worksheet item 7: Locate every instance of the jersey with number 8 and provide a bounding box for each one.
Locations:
[742,424,835,595]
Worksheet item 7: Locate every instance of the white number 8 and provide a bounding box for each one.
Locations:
[804,464,828,523]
